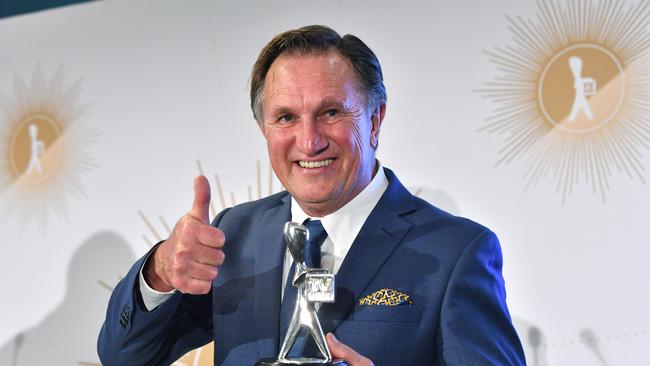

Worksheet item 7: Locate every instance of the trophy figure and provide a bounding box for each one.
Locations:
[257,222,347,365]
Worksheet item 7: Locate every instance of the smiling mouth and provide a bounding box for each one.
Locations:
[298,159,334,168]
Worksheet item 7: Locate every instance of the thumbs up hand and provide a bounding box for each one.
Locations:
[189,173,212,224]
[144,176,225,294]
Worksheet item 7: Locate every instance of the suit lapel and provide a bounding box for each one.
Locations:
[253,193,291,358]
[320,169,416,332]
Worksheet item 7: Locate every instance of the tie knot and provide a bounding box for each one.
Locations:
[304,219,327,247]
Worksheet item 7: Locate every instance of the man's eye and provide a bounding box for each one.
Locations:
[325,109,338,117]
[278,114,295,123]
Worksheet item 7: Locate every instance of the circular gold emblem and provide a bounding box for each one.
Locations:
[9,114,63,184]
[0,65,95,229]
[538,44,624,134]
[479,0,650,202]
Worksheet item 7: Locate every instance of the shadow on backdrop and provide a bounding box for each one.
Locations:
[0,231,136,365]
[580,328,609,366]
[512,317,549,366]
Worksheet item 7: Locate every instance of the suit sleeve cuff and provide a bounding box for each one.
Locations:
[138,250,176,311]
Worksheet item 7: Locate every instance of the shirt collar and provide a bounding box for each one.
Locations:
[291,161,389,256]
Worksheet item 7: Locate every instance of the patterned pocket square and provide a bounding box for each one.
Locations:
[359,288,413,306]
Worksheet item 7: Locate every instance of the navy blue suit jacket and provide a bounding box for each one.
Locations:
[98,169,525,365]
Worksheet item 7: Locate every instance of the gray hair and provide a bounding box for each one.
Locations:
[250,25,387,124]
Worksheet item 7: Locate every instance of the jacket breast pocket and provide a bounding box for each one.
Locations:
[348,304,423,323]
[338,305,424,365]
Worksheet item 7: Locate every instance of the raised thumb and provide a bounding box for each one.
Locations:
[190,175,211,224]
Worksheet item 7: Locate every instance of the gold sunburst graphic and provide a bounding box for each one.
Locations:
[0,64,96,230]
[478,0,650,202]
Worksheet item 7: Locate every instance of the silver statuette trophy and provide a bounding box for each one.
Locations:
[256,222,347,365]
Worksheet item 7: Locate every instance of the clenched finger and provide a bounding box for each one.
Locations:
[196,225,225,248]
[176,277,213,295]
[183,262,219,282]
[327,333,374,366]
[193,246,225,266]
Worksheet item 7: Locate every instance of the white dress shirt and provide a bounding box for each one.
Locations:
[140,163,388,310]
[282,163,388,299]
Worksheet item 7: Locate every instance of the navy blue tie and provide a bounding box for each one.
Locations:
[304,219,326,268]
[279,219,327,353]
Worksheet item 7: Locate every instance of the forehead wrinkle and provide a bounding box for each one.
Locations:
[267,86,305,116]
[263,51,367,116]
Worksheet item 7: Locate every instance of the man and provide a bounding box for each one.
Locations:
[98,25,525,365]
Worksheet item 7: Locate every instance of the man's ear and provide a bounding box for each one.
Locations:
[370,103,386,149]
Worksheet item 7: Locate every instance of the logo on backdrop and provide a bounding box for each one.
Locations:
[0,65,96,230]
[478,0,650,203]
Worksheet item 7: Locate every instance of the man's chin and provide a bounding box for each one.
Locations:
[293,193,332,206]
[291,191,342,216]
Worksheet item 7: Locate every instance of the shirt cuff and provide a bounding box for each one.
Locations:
[138,251,176,311]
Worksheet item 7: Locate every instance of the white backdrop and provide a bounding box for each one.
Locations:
[0,1,648,365]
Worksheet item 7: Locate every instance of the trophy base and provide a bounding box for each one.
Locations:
[256,358,348,365]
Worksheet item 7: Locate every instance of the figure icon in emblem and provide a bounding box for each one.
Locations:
[25,123,46,175]
[568,56,597,122]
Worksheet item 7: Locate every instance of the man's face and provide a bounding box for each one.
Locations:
[260,50,384,216]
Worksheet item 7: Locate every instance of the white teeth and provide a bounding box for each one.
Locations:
[299,159,334,168]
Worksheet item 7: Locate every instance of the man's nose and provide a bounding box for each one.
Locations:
[296,118,328,155]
